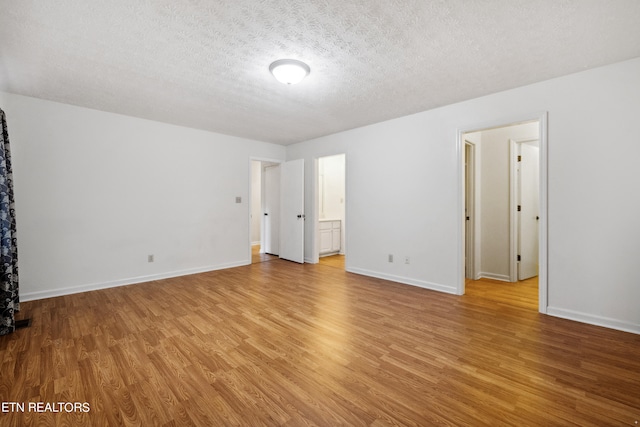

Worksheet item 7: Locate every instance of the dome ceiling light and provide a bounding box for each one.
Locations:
[269,59,310,85]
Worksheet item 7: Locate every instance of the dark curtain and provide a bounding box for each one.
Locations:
[0,108,19,336]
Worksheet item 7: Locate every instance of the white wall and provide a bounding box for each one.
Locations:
[289,113,461,294]
[0,92,285,301]
[476,122,538,280]
[3,57,640,334]
[287,57,640,334]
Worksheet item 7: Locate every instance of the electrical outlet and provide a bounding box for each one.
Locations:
[404,256,410,265]
[148,254,154,263]
[388,254,394,263]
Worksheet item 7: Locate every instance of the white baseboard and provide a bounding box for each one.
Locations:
[346,267,457,295]
[478,272,511,282]
[546,306,640,335]
[20,260,249,302]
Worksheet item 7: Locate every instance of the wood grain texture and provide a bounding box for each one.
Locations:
[251,245,278,264]
[1,260,639,426]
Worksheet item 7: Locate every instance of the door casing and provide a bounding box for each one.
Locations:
[248,157,282,263]
[457,112,548,314]
[312,153,347,265]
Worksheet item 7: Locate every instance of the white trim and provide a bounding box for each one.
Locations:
[478,272,511,282]
[347,267,457,294]
[547,306,640,335]
[537,113,549,314]
[509,139,518,282]
[343,154,348,268]
[21,261,248,302]
[312,157,320,264]
[457,112,549,313]
[457,128,466,295]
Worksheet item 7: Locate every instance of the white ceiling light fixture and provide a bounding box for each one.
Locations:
[269,59,310,85]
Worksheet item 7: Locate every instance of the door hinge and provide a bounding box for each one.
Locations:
[517,155,522,162]
[517,205,521,212]
[517,255,521,262]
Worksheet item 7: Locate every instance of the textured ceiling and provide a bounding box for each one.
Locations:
[1,1,640,145]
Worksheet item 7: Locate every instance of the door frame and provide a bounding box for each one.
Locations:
[307,151,349,270]
[248,156,282,264]
[457,112,548,314]
[464,141,479,280]
[312,153,347,265]
[509,138,540,282]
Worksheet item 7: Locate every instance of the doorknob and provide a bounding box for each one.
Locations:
[264,213,268,216]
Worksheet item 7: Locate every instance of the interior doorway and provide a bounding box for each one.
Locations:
[315,154,346,268]
[249,158,306,264]
[250,159,280,264]
[459,114,548,313]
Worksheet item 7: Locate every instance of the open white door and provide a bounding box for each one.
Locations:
[279,159,305,263]
[263,164,280,255]
[518,143,539,280]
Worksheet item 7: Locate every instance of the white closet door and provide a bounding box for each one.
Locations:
[279,159,305,263]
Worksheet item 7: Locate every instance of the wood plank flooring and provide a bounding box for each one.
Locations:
[318,254,345,269]
[251,245,278,264]
[2,260,639,426]
[465,276,539,311]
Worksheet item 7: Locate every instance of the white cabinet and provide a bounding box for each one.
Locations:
[319,220,341,255]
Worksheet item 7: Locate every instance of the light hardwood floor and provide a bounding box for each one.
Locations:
[1,260,639,426]
[318,254,345,269]
[251,245,278,264]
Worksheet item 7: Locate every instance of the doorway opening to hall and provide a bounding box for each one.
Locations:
[250,160,280,264]
[463,120,541,310]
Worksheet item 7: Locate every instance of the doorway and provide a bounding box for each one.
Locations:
[249,158,306,265]
[459,114,548,313]
[250,160,280,264]
[315,154,346,268]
